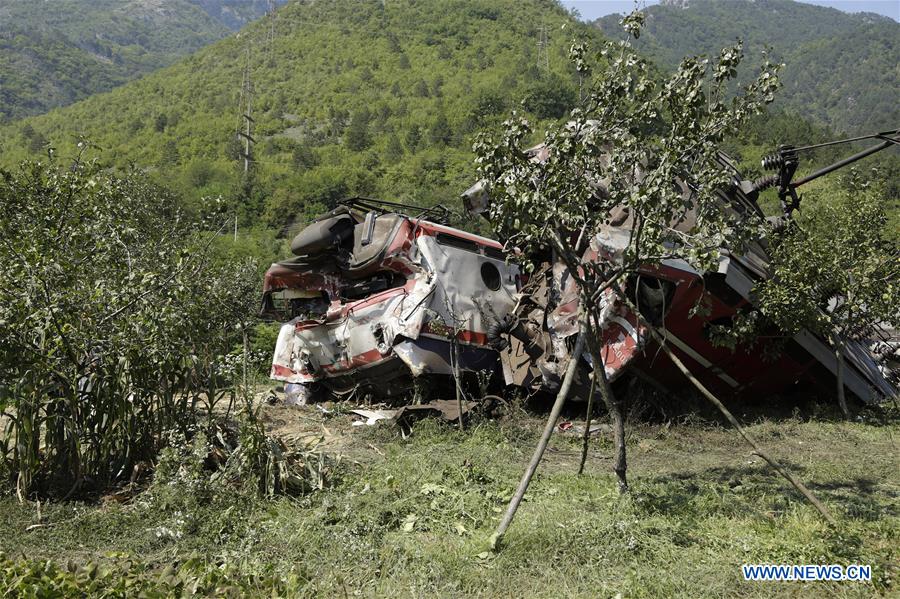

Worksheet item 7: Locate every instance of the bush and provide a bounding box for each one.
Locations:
[0,552,307,597]
[520,74,577,120]
[0,160,259,498]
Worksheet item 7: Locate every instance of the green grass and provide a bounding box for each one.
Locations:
[1,406,897,597]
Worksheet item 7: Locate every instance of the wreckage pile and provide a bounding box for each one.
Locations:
[261,187,896,410]
[260,138,897,541]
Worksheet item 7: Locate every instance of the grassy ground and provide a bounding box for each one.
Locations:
[0,400,897,597]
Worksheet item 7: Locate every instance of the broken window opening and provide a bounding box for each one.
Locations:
[340,272,406,301]
[481,262,502,291]
[263,289,331,321]
[289,292,330,320]
[626,275,675,327]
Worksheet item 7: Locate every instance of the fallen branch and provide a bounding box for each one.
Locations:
[618,292,836,526]
[492,327,587,549]
[366,443,385,457]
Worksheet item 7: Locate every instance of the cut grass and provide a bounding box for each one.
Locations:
[1,405,897,597]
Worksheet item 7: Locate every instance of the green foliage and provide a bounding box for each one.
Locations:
[385,132,404,162]
[0,0,599,228]
[0,415,896,596]
[0,159,259,497]
[2,0,894,233]
[475,16,779,290]
[263,166,352,227]
[595,0,900,134]
[521,73,578,119]
[344,110,372,151]
[468,87,508,126]
[0,551,307,596]
[221,416,340,498]
[428,111,453,146]
[755,178,900,340]
[0,1,283,123]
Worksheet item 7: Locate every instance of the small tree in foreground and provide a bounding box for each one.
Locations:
[755,178,900,418]
[475,13,836,544]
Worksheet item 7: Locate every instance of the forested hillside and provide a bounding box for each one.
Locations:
[595,0,899,134]
[0,0,600,232]
[1,0,894,236]
[0,0,284,122]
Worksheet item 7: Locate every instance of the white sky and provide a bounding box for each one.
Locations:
[560,1,900,22]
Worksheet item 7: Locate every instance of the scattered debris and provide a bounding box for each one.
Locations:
[283,383,309,406]
[396,399,475,424]
[350,409,397,426]
[557,421,611,436]
[349,400,474,428]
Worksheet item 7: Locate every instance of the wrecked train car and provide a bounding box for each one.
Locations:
[472,205,896,404]
[261,199,520,402]
[263,141,897,405]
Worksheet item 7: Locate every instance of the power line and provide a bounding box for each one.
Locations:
[265,0,277,59]
[536,24,550,73]
[237,45,255,176]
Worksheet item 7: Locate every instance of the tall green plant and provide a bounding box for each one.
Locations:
[474,12,815,543]
[475,11,779,493]
[755,177,900,416]
[0,158,258,498]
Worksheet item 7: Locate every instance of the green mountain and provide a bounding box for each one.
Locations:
[595,0,900,134]
[0,0,283,122]
[0,0,599,230]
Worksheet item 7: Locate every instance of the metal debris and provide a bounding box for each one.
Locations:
[262,198,518,401]
[262,155,897,406]
[350,409,397,426]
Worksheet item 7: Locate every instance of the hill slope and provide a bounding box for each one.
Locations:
[0,0,283,122]
[594,0,900,134]
[0,0,599,229]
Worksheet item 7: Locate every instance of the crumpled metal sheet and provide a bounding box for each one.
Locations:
[350,400,474,427]
[504,225,649,389]
[269,216,519,395]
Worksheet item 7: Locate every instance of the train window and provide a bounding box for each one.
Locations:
[481,262,502,291]
[435,232,479,253]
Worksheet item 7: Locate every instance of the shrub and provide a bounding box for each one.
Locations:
[0,159,259,498]
[520,74,577,120]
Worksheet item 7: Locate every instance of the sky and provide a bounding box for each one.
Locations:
[560,0,900,22]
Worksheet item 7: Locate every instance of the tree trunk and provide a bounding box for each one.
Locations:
[577,370,596,475]
[492,328,586,549]
[596,357,628,493]
[582,315,628,491]
[832,336,850,420]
